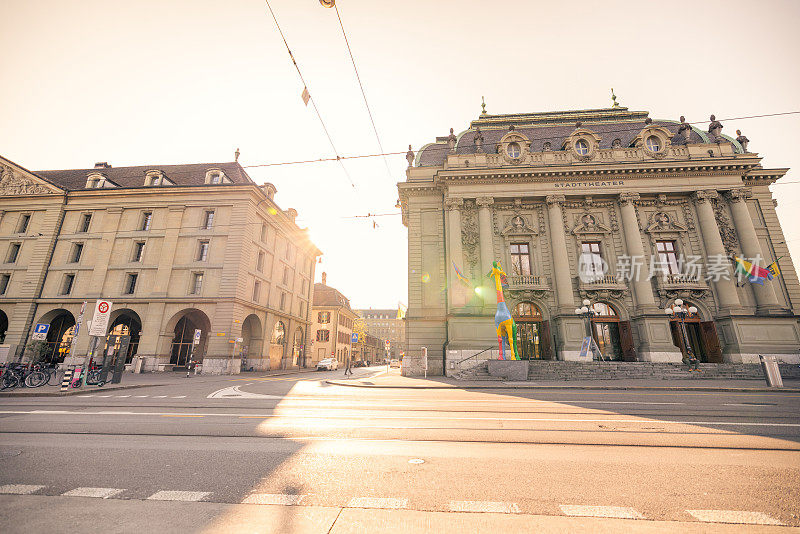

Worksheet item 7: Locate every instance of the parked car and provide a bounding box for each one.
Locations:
[389,359,401,368]
[316,358,338,371]
[353,360,366,368]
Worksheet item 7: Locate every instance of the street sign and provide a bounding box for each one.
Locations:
[351,333,358,344]
[88,300,113,336]
[193,329,202,345]
[32,323,50,341]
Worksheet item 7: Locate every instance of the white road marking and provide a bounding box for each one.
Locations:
[242,493,307,505]
[62,487,124,499]
[95,395,111,397]
[147,490,210,502]
[560,505,644,519]
[0,484,45,494]
[134,395,149,398]
[450,501,520,513]
[687,510,784,525]
[171,396,186,398]
[207,386,283,399]
[723,403,774,407]
[347,497,408,509]
[115,395,130,398]
[2,410,797,427]
[78,395,94,398]
[153,395,167,398]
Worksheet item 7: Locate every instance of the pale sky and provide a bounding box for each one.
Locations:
[2,0,799,309]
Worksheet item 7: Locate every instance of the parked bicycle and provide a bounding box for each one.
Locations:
[0,362,48,390]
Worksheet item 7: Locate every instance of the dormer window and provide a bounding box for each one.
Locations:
[645,135,662,153]
[145,170,168,186]
[205,169,228,184]
[506,142,521,159]
[85,173,106,189]
[575,139,590,156]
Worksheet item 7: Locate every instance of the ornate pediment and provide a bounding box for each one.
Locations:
[645,211,687,234]
[571,213,611,235]
[500,214,537,236]
[0,164,59,196]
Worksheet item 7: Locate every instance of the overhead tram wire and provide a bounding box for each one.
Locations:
[330,3,395,182]
[262,0,356,189]
[241,110,800,170]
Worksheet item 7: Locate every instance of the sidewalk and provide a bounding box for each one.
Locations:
[328,371,800,392]
[0,367,317,397]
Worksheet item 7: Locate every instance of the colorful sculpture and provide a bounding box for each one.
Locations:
[487,261,519,360]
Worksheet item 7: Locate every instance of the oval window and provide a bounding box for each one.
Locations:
[575,139,590,156]
[506,142,521,159]
[646,135,661,153]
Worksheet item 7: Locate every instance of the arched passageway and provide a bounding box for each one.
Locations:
[667,300,722,363]
[269,320,286,370]
[169,309,211,366]
[0,309,8,344]
[512,302,552,360]
[106,309,142,364]
[240,314,263,369]
[293,327,304,367]
[36,309,76,363]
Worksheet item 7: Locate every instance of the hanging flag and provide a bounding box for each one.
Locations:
[452,262,471,286]
[768,258,782,277]
[396,302,407,320]
[301,86,311,106]
[733,256,772,284]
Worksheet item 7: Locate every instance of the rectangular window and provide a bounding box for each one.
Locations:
[300,300,306,318]
[257,251,264,272]
[580,241,604,276]
[202,210,215,230]
[260,223,267,242]
[70,243,83,263]
[190,272,203,294]
[285,243,292,260]
[656,240,680,274]
[282,267,289,286]
[140,212,152,231]
[17,214,30,234]
[61,274,75,295]
[0,273,10,295]
[79,213,92,233]
[253,280,261,302]
[509,243,531,276]
[197,240,209,262]
[279,292,285,310]
[6,243,21,264]
[132,241,145,262]
[318,311,330,323]
[124,273,138,294]
[316,330,329,342]
[211,173,221,184]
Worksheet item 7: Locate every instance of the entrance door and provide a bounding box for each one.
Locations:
[516,322,543,360]
[592,322,623,360]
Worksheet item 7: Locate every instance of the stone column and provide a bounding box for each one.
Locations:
[618,193,656,309]
[446,198,466,308]
[476,197,494,309]
[152,206,186,296]
[726,188,781,312]
[694,190,740,310]
[545,195,574,309]
[87,207,123,297]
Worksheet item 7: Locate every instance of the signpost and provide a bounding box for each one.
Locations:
[31,323,50,341]
[351,333,358,344]
[82,300,112,387]
[187,329,202,377]
[422,346,427,378]
[67,301,87,362]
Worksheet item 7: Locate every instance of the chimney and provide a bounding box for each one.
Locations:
[94,162,111,169]
[321,272,327,285]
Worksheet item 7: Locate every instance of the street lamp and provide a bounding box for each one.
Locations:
[665,299,700,371]
[574,298,600,360]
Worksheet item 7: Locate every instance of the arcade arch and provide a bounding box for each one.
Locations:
[167,309,211,366]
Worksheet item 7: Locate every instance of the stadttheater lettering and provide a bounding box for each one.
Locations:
[553,180,625,188]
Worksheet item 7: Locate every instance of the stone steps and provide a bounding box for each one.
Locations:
[453,361,800,381]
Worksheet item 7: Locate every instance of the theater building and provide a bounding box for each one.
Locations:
[0,156,319,373]
[398,106,800,376]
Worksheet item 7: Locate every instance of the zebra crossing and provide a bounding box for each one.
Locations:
[0,484,787,525]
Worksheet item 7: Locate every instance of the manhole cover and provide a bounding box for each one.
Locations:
[408,458,425,464]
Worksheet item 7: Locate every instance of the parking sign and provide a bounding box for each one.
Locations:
[32,323,50,341]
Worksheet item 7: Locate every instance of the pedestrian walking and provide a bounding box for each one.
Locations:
[344,353,353,376]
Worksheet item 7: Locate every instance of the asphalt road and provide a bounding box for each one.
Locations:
[1,366,798,533]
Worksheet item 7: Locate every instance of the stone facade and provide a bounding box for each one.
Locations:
[354,308,406,360]
[0,156,319,374]
[398,107,800,376]
[309,273,358,367]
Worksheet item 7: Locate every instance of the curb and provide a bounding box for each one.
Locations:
[325,380,800,393]
[0,368,319,398]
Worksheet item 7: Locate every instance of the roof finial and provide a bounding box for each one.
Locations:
[611,88,620,108]
[480,96,487,116]
[235,148,240,162]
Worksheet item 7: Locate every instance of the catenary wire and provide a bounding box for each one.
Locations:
[262,0,356,188]
[241,110,800,169]
[331,4,394,182]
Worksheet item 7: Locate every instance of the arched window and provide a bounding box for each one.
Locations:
[514,302,542,320]
[590,302,618,318]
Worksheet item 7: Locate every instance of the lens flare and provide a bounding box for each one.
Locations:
[421,273,430,283]
[268,207,278,216]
